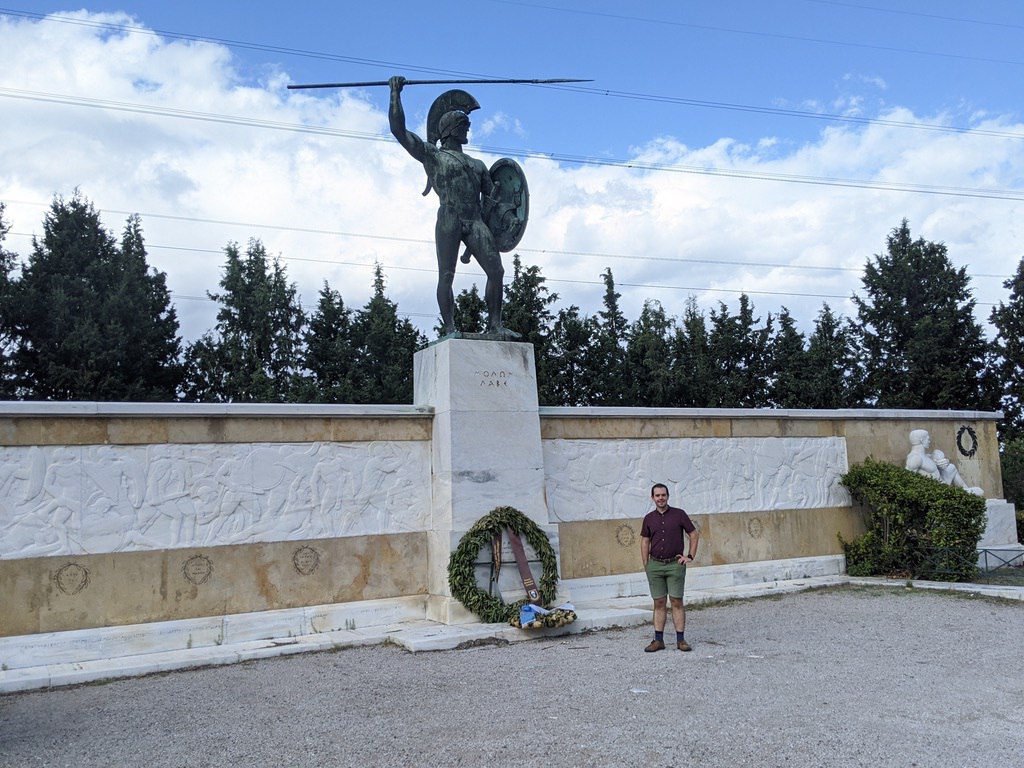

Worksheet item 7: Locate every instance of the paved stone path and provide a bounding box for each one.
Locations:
[2,585,1021,768]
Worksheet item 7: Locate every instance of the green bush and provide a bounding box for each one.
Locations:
[840,458,987,581]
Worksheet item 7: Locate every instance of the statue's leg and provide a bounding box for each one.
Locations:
[466,224,507,334]
[435,212,460,334]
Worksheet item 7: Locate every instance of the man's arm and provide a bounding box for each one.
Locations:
[388,75,426,162]
[687,528,700,560]
[640,535,650,566]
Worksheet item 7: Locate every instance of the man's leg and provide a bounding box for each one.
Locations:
[667,565,692,652]
[669,597,685,634]
[653,595,669,632]
[644,561,669,652]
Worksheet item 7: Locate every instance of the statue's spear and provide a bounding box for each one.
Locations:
[287,77,590,90]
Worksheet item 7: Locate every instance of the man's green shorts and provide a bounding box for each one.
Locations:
[645,558,687,599]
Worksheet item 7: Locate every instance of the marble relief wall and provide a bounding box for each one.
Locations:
[542,436,851,522]
[0,440,432,560]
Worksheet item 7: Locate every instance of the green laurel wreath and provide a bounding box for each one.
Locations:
[447,506,560,624]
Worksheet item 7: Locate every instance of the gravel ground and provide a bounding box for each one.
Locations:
[1,586,1021,768]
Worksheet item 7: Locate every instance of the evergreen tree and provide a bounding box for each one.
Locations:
[445,285,487,336]
[349,263,426,404]
[544,305,600,406]
[593,267,629,405]
[183,239,305,402]
[0,204,17,398]
[302,282,357,403]
[804,304,858,408]
[624,299,674,406]
[115,215,184,398]
[852,220,994,410]
[669,297,714,407]
[769,307,809,407]
[503,254,557,390]
[12,194,181,400]
[707,294,773,407]
[990,255,1024,439]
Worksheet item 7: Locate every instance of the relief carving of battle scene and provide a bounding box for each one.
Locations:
[543,437,850,522]
[0,441,432,559]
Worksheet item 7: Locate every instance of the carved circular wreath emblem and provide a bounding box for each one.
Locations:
[956,425,978,458]
[292,546,321,576]
[448,506,559,624]
[182,555,213,586]
[55,563,90,595]
[615,524,636,548]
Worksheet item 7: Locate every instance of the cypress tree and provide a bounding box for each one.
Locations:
[852,220,994,410]
[990,255,1024,438]
[12,194,181,400]
[183,239,305,402]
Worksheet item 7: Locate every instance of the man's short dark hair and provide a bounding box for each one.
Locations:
[651,483,669,497]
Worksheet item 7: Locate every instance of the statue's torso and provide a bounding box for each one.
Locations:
[425,147,486,216]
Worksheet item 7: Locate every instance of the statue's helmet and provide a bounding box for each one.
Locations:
[438,109,470,141]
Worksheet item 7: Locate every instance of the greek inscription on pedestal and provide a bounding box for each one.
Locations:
[292,545,321,576]
[182,554,213,585]
[55,562,89,595]
[475,369,513,388]
[747,517,764,539]
[615,524,636,548]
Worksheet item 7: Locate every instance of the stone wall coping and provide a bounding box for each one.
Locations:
[538,406,1003,421]
[0,401,434,418]
[0,402,1003,422]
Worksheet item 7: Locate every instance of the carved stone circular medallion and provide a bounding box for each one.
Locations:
[182,555,213,586]
[747,517,764,539]
[956,425,978,458]
[615,524,637,548]
[292,546,321,576]
[55,563,89,595]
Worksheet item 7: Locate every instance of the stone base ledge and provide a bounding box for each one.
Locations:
[5,567,1022,695]
[0,595,428,673]
[562,555,847,604]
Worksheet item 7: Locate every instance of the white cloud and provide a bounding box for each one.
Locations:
[1,11,1021,345]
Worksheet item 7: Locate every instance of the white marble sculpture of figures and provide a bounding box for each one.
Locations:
[905,429,983,496]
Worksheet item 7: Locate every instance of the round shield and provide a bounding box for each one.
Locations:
[486,158,529,252]
[426,89,481,146]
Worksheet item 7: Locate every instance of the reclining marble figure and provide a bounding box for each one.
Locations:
[905,429,983,496]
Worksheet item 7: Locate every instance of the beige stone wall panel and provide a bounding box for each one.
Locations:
[0,533,427,637]
[0,415,431,447]
[558,508,864,579]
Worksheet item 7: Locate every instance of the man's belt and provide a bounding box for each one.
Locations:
[506,529,542,605]
[649,555,682,564]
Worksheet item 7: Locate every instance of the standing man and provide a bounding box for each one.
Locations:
[387,75,513,338]
[640,483,699,652]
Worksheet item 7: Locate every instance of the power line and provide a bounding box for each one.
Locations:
[801,0,1024,32]
[4,229,1004,310]
[3,87,1023,202]
[490,0,1024,67]
[4,7,1023,144]
[7,219,1013,281]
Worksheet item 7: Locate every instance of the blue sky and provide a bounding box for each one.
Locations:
[1,1,1022,342]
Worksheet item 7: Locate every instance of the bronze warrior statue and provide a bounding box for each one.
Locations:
[388,75,528,338]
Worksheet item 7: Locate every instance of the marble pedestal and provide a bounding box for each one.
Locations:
[978,499,1024,569]
[414,338,554,624]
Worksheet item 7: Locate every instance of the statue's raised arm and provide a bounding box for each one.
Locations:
[388,76,426,162]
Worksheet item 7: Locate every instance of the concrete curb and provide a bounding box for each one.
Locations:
[3,574,1021,695]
